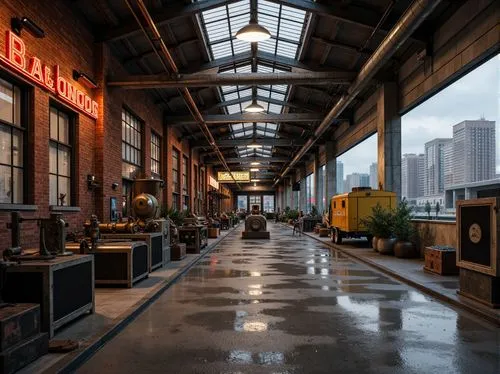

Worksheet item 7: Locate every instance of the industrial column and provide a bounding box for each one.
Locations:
[377,82,401,198]
[313,153,320,211]
[325,141,337,201]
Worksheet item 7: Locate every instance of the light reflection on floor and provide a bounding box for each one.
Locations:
[78,223,500,374]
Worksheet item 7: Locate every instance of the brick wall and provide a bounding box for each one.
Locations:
[0,0,233,252]
[0,0,97,250]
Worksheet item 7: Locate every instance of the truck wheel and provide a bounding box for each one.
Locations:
[334,229,343,244]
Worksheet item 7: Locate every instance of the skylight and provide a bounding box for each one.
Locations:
[199,0,307,159]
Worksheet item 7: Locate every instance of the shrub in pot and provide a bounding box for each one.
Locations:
[361,203,394,253]
[392,199,418,258]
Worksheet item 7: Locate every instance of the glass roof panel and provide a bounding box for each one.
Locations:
[199,0,307,158]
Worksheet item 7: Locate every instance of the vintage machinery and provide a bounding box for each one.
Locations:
[3,212,94,338]
[456,197,500,307]
[329,188,397,244]
[242,205,270,239]
[179,214,208,254]
[0,262,49,374]
[5,212,73,260]
[97,178,170,268]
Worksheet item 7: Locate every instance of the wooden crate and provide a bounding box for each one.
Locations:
[3,255,94,338]
[424,247,458,275]
[207,227,219,238]
[171,243,187,261]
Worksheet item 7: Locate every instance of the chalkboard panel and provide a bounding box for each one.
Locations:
[459,205,491,267]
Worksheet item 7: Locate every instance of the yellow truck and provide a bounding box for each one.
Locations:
[329,187,396,244]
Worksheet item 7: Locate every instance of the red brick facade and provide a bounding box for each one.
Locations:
[0,0,229,252]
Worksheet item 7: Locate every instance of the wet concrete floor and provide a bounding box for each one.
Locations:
[78,223,499,374]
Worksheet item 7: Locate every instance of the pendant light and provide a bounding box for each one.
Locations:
[244,98,265,113]
[236,20,271,43]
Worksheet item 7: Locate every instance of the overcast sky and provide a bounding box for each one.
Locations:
[338,54,499,177]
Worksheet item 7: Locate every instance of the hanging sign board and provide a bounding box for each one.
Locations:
[0,30,98,119]
[209,176,219,189]
[217,171,250,183]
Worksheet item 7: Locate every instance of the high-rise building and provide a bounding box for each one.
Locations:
[452,120,496,184]
[369,163,378,189]
[336,161,344,193]
[424,138,452,196]
[443,142,453,188]
[345,173,370,192]
[402,153,425,199]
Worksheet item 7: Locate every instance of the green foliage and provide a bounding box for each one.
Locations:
[164,206,187,226]
[392,199,416,242]
[361,203,394,238]
[287,209,299,220]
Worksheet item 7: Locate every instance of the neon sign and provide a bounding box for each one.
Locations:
[0,31,98,119]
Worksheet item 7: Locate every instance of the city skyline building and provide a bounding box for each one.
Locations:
[336,161,344,194]
[402,153,425,199]
[344,173,370,193]
[452,119,496,185]
[424,138,452,196]
[369,163,378,189]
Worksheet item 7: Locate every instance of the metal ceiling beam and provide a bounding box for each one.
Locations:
[311,36,374,59]
[206,156,291,164]
[194,138,306,148]
[167,113,323,126]
[204,95,324,113]
[122,38,200,65]
[183,50,346,74]
[100,0,241,42]
[266,0,424,45]
[107,71,355,89]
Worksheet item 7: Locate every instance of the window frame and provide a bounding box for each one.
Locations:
[49,102,75,207]
[121,107,144,180]
[172,147,180,210]
[0,74,30,205]
[150,130,161,178]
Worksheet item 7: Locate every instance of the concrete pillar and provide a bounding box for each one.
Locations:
[325,141,337,202]
[313,153,320,211]
[377,82,401,198]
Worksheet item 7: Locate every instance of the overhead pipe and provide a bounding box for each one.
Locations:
[126,0,241,188]
[274,0,441,186]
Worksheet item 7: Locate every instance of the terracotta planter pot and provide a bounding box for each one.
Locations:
[377,238,396,255]
[372,236,379,252]
[394,241,418,258]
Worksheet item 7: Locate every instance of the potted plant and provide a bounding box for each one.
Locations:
[362,203,395,254]
[392,199,418,258]
[287,209,299,224]
[165,206,186,227]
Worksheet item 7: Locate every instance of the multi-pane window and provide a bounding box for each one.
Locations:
[49,106,72,206]
[263,195,275,213]
[182,156,189,210]
[0,77,24,204]
[172,148,180,210]
[122,109,142,179]
[151,131,161,177]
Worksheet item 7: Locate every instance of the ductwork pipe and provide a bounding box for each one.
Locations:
[274,0,442,186]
